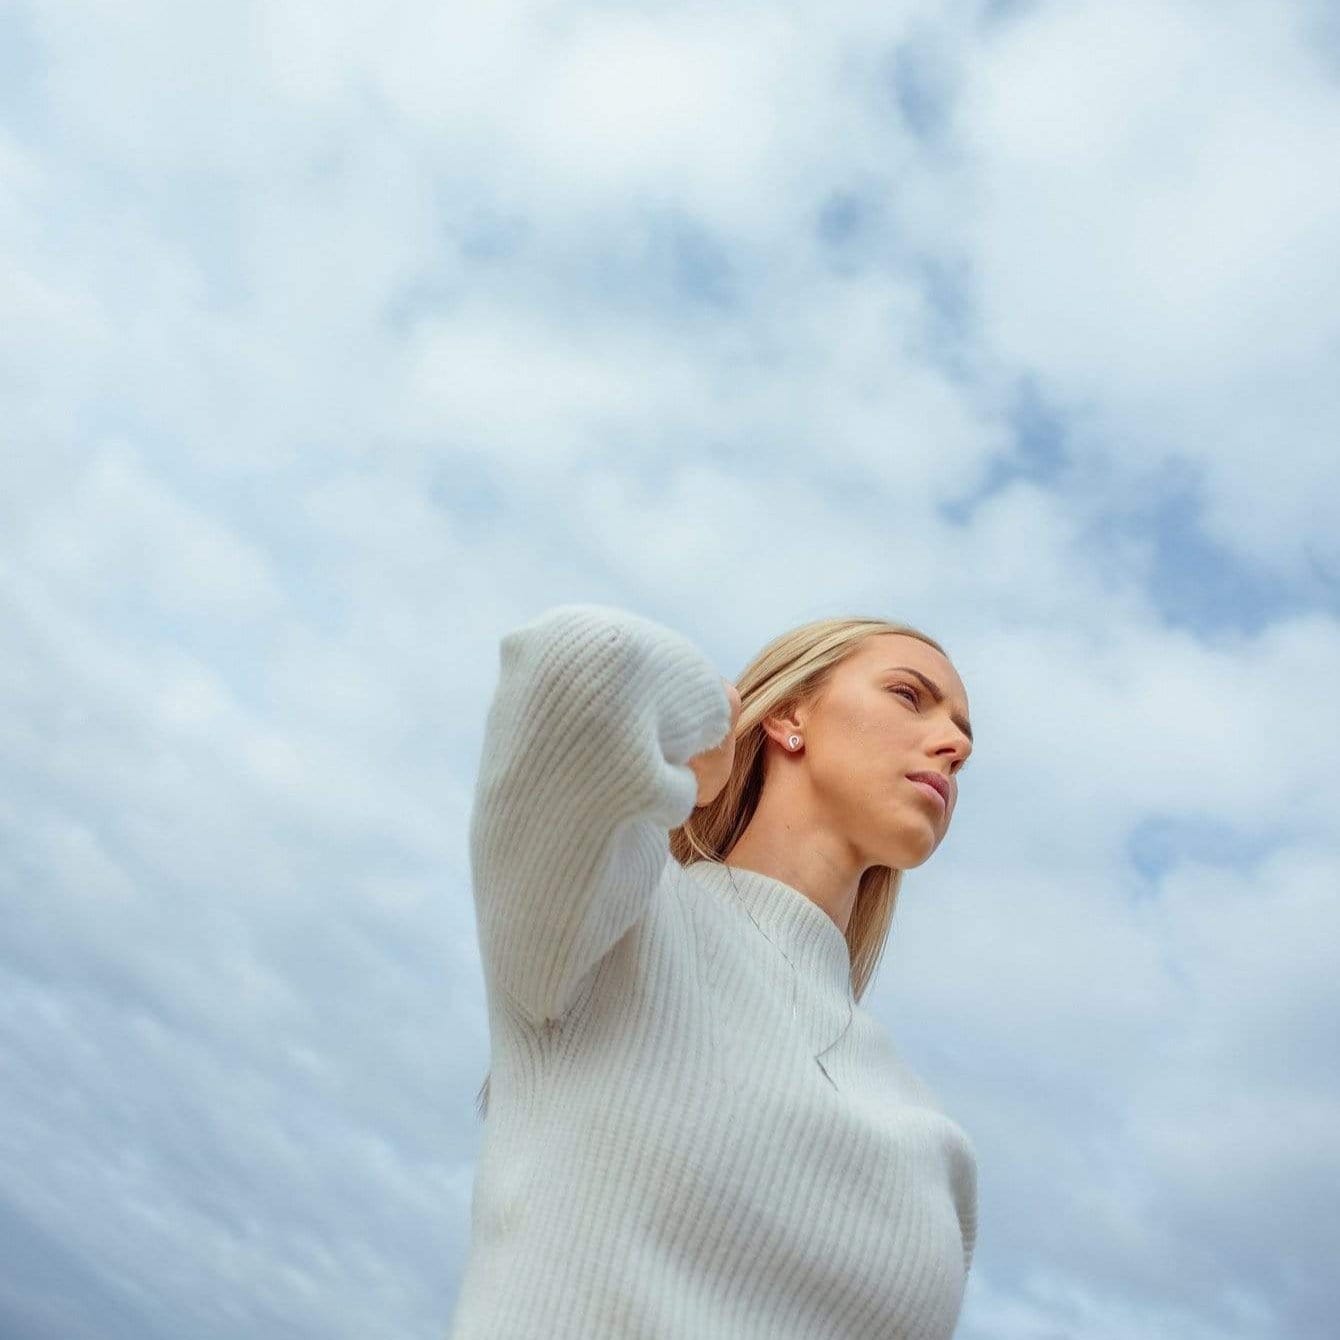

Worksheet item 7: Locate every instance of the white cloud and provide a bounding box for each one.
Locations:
[2,0,1337,1336]
[954,0,1340,574]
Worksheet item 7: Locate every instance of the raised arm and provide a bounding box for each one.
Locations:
[468,603,732,1028]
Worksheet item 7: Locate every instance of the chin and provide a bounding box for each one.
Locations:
[879,830,939,870]
[900,825,943,868]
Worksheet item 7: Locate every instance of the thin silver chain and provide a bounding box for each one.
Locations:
[723,862,855,1091]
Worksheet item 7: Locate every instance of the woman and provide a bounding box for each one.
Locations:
[449,602,977,1338]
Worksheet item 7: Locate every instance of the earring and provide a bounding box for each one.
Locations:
[787,735,801,749]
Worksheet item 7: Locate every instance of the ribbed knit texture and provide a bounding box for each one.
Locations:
[449,603,978,1339]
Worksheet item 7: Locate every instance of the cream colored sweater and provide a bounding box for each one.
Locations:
[449,603,977,1339]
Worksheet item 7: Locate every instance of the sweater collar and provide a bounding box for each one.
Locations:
[685,859,854,1000]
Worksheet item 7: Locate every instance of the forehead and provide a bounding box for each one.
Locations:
[848,632,968,700]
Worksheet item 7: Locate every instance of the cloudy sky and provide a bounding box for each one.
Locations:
[3,0,1338,1335]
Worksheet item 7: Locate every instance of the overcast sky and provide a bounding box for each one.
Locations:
[3,0,1338,1336]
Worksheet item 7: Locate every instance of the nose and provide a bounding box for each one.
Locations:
[931,727,970,774]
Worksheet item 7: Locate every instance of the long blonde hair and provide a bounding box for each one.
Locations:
[474,613,947,1121]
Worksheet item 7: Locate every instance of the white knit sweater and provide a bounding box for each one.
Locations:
[449,603,977,1339]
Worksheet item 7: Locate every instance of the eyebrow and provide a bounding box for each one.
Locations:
[881,667,973,743]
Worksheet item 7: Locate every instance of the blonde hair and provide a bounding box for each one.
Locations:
[474,613,947,1121]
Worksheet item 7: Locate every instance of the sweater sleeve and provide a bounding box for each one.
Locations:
[468,603,732,1028]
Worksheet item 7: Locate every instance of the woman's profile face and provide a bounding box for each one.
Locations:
[797,632,973,871]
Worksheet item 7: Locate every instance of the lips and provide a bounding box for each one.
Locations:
[905,771,950,810]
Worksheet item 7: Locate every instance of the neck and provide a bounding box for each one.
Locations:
[725,821,862,939]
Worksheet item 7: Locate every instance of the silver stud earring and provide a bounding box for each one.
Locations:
[787,735,801,749]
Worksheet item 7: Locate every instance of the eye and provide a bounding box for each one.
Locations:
[889,684,919,705]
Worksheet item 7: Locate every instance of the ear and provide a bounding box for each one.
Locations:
[759,707,804,751]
